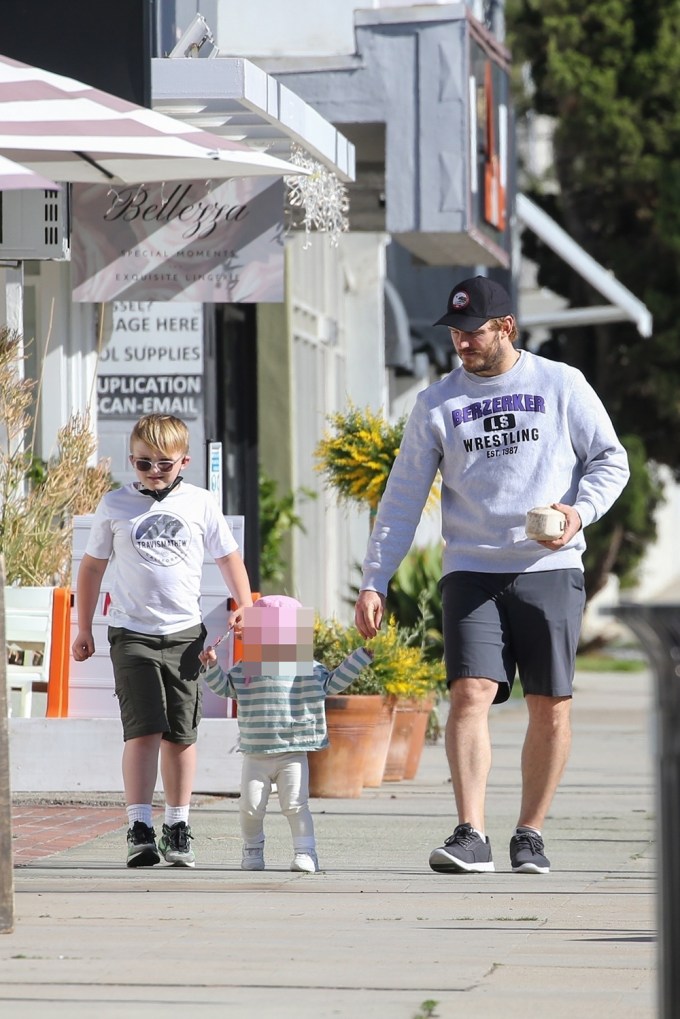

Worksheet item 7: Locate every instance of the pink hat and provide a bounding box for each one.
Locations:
[253,595,303,610]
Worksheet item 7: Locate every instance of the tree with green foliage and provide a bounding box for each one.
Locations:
[506,0,677,591]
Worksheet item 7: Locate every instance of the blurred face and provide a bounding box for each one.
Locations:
[129,441,189,491]
[449,316,517,376]
[241,605,315,678]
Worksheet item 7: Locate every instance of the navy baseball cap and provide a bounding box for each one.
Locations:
[433,276,513,330]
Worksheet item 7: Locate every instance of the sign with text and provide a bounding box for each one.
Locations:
[71,177,285,303]
[97,301,203,419]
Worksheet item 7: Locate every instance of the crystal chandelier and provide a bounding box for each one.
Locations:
[285,144,350,247]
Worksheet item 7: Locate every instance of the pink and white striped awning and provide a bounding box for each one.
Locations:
[0,53,308,184]
[0,153,59,190]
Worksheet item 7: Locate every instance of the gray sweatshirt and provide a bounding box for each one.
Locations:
[361,350,630,594]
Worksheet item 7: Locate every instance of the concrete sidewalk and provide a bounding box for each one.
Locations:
[3,669,656,1018]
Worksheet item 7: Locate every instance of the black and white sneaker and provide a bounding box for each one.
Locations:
[429,822,495,873]
[510,827,550,874]
[158,821,196,868]
[126,821,160,868]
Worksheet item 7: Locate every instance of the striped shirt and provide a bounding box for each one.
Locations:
[202,648,373,754]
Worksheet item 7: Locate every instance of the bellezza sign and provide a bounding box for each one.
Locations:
[71,177,285,303]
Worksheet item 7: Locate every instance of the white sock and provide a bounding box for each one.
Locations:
[127,804,153,827]
[165,805,190,826]
[293,839,316,853]
[471,827,486,841]
[516,825,541,835]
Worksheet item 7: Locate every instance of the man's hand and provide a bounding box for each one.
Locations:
[355,590,385,639]
[72,629,95,662]
[536,502,583,550]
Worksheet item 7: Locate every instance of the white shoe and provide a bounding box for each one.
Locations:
[241,845,265,871]
[290,850,319,873]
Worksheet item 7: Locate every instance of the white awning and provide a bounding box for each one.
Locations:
[152,56,355,183]
[517,193,652,338]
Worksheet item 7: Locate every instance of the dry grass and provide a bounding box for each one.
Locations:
[0,327,113,586]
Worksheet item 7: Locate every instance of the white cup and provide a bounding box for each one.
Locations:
[525,506,567,541]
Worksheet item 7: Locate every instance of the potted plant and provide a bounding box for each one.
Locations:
[314,403,406,518]
[309,616,386,797]
[365,618,445,782]
[311,615,445,794]
[1,328,113,718]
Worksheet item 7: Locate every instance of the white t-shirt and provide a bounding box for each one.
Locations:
[84,481,239,634]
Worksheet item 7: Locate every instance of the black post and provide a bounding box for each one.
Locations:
[609,604,680,1019]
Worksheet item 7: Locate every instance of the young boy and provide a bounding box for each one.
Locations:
[72,413,252,868]
[200,594,372,873]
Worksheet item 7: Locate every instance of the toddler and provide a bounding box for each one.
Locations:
[200,595,372,872]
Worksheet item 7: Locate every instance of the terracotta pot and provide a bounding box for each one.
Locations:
[308,694,383,798]
[383,700,418,782]
[403,699,435,780]
[362,696,396,787]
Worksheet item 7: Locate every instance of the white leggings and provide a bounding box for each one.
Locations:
[240,751,315,851]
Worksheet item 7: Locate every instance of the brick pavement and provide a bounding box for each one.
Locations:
[11,806,124,864]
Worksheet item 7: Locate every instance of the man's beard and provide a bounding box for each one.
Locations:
[460,333,505,375]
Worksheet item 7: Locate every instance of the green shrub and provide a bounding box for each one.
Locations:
[259,470,315,586]
[385,545,444,662]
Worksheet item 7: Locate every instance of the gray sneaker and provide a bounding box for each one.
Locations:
[510,828,550,873]
[126,821,160,868]
[158,822,195,868]
[429,823,495,873]
[241,844,265,871]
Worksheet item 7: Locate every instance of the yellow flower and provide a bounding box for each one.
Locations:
[315,403,440,515]
[314,404,407,511]
[313,615,445,699]
[365,618,445,700]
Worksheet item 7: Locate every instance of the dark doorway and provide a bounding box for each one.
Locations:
[210,305,260,589]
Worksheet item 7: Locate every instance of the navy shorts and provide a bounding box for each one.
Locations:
[439,570,586,705]
[108,624,206,743]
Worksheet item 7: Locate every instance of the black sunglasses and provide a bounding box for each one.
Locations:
[129,455,184,473]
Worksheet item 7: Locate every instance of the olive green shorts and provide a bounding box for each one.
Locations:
[108,624,206,744]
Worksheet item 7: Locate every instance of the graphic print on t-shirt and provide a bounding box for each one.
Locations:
[132,511,191,566]
[452,391,545,458]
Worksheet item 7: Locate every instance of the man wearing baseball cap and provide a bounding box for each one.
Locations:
[355,274,629,875]
[433,275,514,331]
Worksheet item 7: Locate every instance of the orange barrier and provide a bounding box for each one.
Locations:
[46,587,71,717]
[228,592,260,664]
[227,593,260,718]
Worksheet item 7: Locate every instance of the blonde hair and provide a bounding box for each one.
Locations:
[130,415,189,456]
